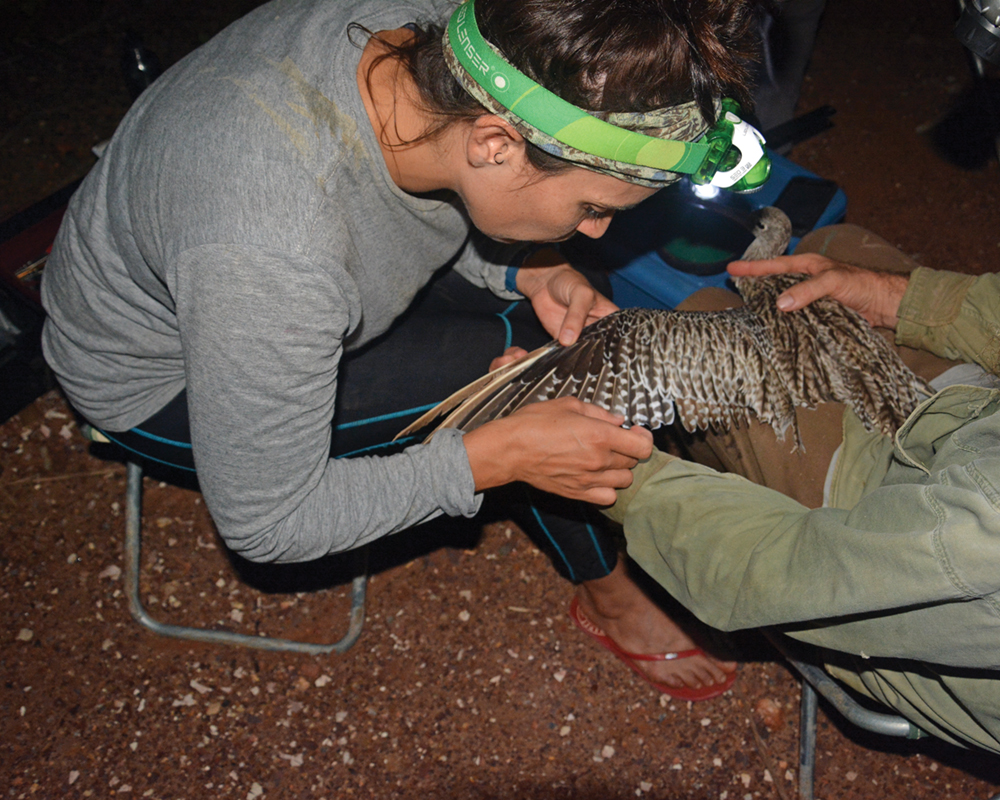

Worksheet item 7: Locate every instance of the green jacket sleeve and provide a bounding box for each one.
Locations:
[615,433,1000,669]
[896,268,1000,374]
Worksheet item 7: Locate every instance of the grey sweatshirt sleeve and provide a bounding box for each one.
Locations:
[172,243,481,562]
[450,231,526,300]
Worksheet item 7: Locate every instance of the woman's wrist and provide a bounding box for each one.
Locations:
[462,421,515,492]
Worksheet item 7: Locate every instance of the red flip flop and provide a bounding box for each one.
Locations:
[569,596,737,702]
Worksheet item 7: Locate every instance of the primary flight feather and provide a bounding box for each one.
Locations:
[396,208,932,448]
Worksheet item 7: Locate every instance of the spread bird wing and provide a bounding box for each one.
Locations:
[395,207,932,447]
[395,305,784,441]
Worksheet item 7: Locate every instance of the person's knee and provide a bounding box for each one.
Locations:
[794,223,919,275]
[794,223,872,256]
[675,286,742,312]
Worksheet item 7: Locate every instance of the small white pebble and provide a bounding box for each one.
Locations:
[17,628,33,642]
[458,610,470,622]
[559,726,571,737]
[601,745,615,759]
[553,669,567,683]
[278,752,304,767]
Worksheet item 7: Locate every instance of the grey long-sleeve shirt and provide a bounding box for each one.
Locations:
[42,0,522,561]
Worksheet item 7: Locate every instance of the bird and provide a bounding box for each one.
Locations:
[396,207,933,449]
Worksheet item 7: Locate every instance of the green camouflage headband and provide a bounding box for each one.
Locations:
[442,0,714,188]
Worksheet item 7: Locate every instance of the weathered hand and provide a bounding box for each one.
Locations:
[728,253,909,329]
[517,250,617,345]
[463,397,654,506]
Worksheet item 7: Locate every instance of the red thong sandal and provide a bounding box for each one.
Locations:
[569,596,737,702]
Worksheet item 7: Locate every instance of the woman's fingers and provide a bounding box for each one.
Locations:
[489,346,529,372]
[463,397,654,501]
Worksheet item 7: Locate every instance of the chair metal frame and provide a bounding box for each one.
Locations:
[765,632,925,800]
[124,460,367,654]
[768,631,1000,800]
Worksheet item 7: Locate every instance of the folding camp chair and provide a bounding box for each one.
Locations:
[124,459,367,654]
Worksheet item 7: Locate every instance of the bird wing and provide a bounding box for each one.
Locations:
[395,304,801,442]
[394,206,930,447]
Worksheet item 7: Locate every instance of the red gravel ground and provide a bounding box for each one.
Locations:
[4,1,1000,799]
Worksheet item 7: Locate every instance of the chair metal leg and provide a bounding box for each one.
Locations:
[124,460,366,654]
[799,679,818,800]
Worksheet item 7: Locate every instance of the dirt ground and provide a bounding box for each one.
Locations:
[4,1,1000,799]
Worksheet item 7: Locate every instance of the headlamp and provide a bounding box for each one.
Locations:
[446,0,771,192]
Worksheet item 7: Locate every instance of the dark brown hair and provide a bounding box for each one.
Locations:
[355,0,767,173]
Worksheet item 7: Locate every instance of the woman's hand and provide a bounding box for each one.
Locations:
[489,346,529,372]
[728,253,909,330]
[516,249,617,345]
[462,397,654,506]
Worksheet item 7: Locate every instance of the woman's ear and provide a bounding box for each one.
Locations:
[465,114,527,169]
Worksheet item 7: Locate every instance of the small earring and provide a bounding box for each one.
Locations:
[494,153,504,165]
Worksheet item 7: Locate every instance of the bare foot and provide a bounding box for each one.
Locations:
[576,558,737,693]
